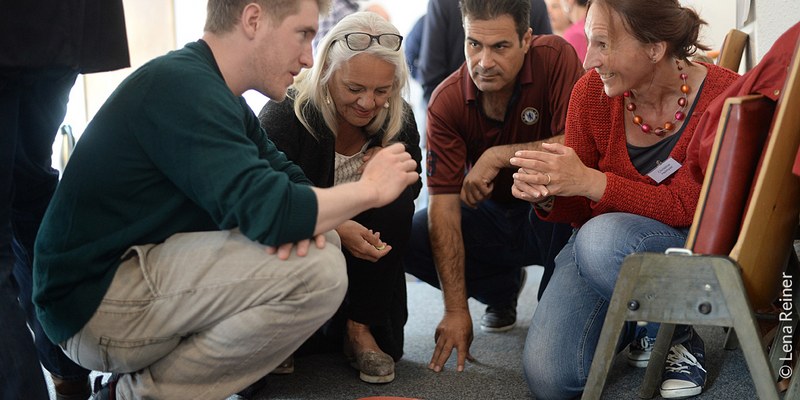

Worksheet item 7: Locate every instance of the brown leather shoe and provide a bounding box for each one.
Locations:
[51,374,91,400]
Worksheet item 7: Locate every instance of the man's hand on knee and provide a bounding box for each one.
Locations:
[266,234,327,260]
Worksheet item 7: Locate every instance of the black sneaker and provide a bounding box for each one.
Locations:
[480,305,517,332]
[480,268,527,332]
[236,375,269,399]
[660,329,707,399]
[91,374,121,400]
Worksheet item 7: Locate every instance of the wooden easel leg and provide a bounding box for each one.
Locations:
[720,263,781,400]
[638,323,675,399]
[582,260,644,400]
[724,327,739,350]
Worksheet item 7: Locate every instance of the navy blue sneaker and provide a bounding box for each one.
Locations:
[660,329,707,399]
[627,324,657,367]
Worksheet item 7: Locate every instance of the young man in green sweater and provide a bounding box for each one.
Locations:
[32,0,418,398]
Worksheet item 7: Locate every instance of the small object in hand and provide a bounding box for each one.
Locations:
[375,244,386,251]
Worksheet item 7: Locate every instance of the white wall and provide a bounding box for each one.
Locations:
[174,0,206,47]
[746,0,800,62]
[368,0,427,39]
[682,0,737,56]
[690,0,800,71]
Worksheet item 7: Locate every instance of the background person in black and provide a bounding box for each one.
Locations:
[0,2,129,398]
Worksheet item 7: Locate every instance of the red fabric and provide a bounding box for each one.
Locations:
[684,22,800,178]
[425,34,585,203]
[542,64,740,228]
[691,96,775,255]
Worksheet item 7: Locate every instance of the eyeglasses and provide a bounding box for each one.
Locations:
[342,32,403,52]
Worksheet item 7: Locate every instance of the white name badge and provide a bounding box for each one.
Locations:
[647,157,682,183]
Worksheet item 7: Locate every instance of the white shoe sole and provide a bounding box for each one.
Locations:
[480,322,516,333]
[660,382,702,399]
[627,359,649,368]
[626,354,650,368]
[359,371,395,384]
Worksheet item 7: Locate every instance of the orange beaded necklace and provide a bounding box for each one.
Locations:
[623,61,690,136]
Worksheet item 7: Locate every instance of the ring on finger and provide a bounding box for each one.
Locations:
[545,173,552,186]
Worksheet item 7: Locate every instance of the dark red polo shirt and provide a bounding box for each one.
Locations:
[426,34,584,203]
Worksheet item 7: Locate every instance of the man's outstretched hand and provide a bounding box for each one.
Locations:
[429,309,475,372]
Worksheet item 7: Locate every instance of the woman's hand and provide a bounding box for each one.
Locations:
[357,146,383,174]
[336,220,391,262]
[510,142,607,202]
[511,170,551,203]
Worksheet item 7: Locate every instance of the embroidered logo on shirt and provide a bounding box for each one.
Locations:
[427,149,437,177]
[521,107,540,125]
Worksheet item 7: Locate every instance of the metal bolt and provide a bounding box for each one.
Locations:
[628,300,640,311]
[698,302,712,314]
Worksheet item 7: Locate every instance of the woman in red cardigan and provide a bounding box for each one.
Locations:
[509,0,739,398]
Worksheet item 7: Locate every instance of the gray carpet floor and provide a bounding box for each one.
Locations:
[44,266,775,399]
[243,266,774,400]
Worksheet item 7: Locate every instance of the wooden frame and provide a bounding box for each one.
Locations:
[717,29,749,71]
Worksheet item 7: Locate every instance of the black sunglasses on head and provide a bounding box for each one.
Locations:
[340,32,403,51]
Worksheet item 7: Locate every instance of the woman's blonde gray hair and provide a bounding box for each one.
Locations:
[291,11,410,144]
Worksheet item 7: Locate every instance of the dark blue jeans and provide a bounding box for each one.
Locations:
[404,199,571,307]
[0,67,90,396]
[0,224,48,399]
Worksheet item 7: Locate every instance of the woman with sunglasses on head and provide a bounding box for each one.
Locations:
[258,11,421,384]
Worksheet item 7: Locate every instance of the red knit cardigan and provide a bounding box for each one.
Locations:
[542,63,740,228]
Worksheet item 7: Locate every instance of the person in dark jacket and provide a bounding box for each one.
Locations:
[0,2,129,399]
[260,11,422,384]
[405,14,426,83]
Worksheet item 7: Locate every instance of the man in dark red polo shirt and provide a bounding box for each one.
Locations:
[404,0,583,373]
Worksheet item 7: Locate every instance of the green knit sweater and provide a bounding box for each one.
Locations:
[33,40,318,344]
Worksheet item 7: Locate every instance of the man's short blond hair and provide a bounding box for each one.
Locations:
[204,0,331,33]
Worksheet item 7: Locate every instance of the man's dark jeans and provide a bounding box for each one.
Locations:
[0,67,90,397]
[405,198,572,307]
